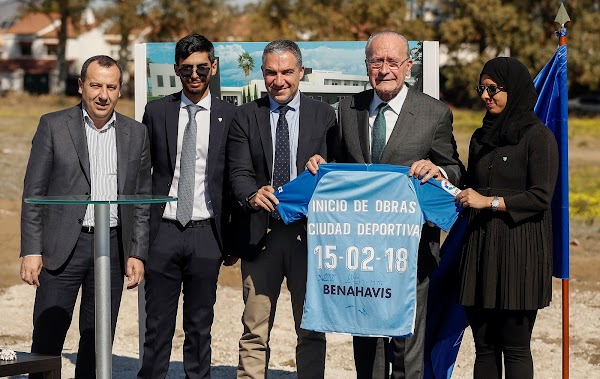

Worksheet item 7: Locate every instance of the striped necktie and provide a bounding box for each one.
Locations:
[176,104,201,226]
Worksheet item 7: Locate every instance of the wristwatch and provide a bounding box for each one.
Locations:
[491,196,500,212]
[245,191,258,206]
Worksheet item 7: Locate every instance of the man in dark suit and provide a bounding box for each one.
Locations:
[307,31,464,379]
[20,55,150,378]
[227,39,336,379]
[137,34,237,379]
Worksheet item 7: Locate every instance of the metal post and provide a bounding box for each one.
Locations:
[138,280,146,366]
[94,203,112,379]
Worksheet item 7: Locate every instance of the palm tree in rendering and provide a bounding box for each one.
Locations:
[237,51,255,86]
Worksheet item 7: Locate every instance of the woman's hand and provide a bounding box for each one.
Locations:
[456,188,494,209]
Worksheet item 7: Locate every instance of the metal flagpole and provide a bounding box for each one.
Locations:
[554,4,571,379]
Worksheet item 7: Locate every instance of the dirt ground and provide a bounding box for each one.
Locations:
[1,197,600,378]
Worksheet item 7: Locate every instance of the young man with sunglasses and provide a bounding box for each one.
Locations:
[307,30,464,379]
[137,33,237,378]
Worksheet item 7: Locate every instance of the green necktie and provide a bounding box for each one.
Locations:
[371,103,389,163]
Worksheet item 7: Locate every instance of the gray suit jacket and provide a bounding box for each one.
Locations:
[330,88,464,280]
[21,104,152,270]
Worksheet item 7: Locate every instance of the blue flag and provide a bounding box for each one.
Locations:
[533,31,569,279]
[424,214,469,379]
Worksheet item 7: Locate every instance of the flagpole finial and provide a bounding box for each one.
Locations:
[555,3,571,28]
[555,3,570,46]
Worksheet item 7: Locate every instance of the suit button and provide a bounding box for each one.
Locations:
[167,182,172,188]
[78,219,83,224]
[160,204,165,209]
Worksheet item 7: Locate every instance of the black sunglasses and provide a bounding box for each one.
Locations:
[178,65,211,77]
[475,85,505,96]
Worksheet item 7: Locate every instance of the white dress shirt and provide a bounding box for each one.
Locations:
[82,108,119,227]
[163,92,213,221]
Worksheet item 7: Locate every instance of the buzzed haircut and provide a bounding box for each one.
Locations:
[80,55,123,86]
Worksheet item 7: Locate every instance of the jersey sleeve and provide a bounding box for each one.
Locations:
[274,169,320,224]
[412,178,462,232]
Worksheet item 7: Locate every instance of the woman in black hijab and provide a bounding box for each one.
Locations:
[454,57,559,379]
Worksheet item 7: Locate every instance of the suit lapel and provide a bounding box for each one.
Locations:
[353,92,372,163]
[256,98,273,179]
[67,104,91,185]
[166,93,181,172]
[296,94,313,173]
[115,113,131,194]
[207,97,225,182]
[380,89,416,164]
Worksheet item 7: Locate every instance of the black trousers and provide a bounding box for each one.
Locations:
[138,219,222,379]
[353,276,429,379]
[466,307,538,379]
[31,229,123,379]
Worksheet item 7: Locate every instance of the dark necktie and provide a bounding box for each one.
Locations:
[176,104,201,226]
[272,105,291,189]
[371,102,389,164]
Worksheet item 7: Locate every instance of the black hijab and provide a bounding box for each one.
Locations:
[477,57,541,147]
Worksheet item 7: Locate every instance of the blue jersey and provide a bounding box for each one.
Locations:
[275,163,461,337]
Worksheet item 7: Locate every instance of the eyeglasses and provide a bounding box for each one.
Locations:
[475,85,505,96]
[178,65,211,77]
[366,57,410,71]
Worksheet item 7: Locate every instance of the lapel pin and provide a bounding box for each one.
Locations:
[218,117,223,122]
[502,156,507,161]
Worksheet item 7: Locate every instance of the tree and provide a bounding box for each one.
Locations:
[20,0,89,94]
[143,0,234,41]
[98,0,146,96]
[237,51,254,85]
[437,0,600,105]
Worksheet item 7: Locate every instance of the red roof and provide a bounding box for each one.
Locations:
[0,58,74,75]
[5,13,78,38]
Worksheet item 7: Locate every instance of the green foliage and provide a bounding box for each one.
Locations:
[243,0,434,41]
[143,0,233,41]
[438,0,600,106]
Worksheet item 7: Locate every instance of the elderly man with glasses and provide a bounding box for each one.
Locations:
[307,30,464,379]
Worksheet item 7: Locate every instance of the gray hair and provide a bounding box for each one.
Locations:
[262,39,303,68]
[365,31,410,60]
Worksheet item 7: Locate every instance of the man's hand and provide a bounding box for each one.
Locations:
[126,257,145,289]
[21,256,43,287]
[409,159,442,183]
[249,185,279,212]
[305,154,326,175]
